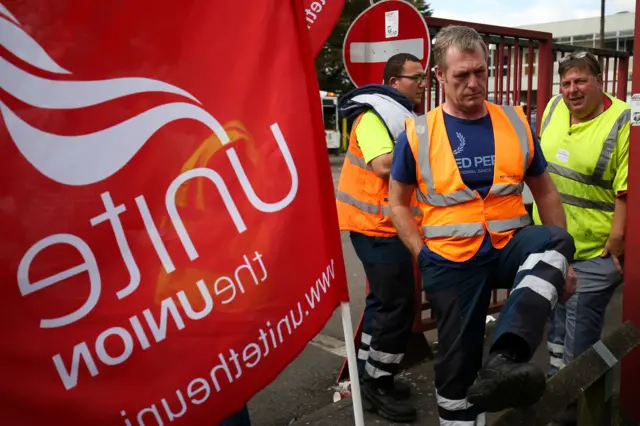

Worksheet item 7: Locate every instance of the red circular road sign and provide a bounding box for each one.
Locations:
[343,0,430,88]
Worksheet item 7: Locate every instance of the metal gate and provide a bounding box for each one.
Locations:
[338,16,636,391]
[413,18,633,335]
[413,17,557,334]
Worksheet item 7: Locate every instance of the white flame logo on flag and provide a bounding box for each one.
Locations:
[0,3,236,186]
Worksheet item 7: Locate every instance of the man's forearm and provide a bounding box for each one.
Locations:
[535,190,567,230]
[388,179,424,259]
[610,196,626,241]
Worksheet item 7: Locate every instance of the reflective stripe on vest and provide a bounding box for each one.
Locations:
[416,105,532,238]
[339,152,422,217]
[421,214,532,237]
[336,110,424,237]
[559,193,615,212]
[540,95,563,137]
[345,151,372,171]
[543,97,630,212]
[337,190,422,217]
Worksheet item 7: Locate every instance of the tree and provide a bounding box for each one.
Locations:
[315,0,433,95]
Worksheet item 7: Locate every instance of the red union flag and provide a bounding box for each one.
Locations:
[304,0,345,56]
[0,1,349,424]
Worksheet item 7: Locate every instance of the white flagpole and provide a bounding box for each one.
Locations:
[340,302,365,426]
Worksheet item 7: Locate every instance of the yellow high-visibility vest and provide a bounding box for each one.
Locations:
[532,93,630,260]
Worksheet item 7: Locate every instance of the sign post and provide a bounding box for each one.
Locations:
[342,0,431,88]
[620,1,640,421]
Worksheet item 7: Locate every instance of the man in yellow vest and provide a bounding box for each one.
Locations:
[387,26,577,424]
[532,51,628,425]
[335,53,426,422]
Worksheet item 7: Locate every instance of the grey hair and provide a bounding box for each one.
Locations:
[433,25,489,70]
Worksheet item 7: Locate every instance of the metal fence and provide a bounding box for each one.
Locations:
[338,15,635,385]
[412,16,632,335]
[422,17,554,135]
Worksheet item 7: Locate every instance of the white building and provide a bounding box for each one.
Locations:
[519,11,634,54]
[485,11,635,106]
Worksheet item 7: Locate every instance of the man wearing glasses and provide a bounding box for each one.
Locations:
[532,50,629,425]
[335,53,426,422]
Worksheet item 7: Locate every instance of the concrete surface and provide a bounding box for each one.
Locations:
[248,344,344,425]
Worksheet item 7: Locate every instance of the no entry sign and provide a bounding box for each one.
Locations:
[343,0,430,87]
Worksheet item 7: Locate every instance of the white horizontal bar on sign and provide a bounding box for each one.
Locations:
[349,38,424,63]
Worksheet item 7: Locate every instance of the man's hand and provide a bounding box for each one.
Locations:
[560,264,577,303]
[602,196,626,275]
[602,235,624,275]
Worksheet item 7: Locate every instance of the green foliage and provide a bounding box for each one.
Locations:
[315,0,433,95]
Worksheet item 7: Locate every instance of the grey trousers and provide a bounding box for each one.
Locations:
[547,255,623,376]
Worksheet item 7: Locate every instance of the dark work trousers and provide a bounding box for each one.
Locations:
[350,232,416,386]
[547,256,623,376]
[419,225,574,426]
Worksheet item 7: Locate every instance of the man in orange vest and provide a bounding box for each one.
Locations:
[336,53,426,422]
[388,26,577,424]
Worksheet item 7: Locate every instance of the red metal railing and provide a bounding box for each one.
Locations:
[412,17,556,335]
[338,20,557,383]
[413,20,632,337]
[423,17,554,134]
[337,16,636,389]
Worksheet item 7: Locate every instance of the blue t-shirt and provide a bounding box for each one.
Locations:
[391,111,548,267]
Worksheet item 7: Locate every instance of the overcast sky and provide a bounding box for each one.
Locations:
[429,0,636,27]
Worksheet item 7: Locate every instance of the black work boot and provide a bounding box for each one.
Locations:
[392,377,412,400]
[466,351,546,412]
[361,378,417,422]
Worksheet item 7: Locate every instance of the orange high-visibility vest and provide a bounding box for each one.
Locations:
[405,102,534,262]
[337,113,422,237]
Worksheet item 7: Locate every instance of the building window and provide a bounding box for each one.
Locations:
[572,34,593,42]
[621,38,634,55]
[604,40,617,51]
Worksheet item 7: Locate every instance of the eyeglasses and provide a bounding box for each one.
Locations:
[395,74,427,84]
[558,51,602,75]
[558,51,598,64]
